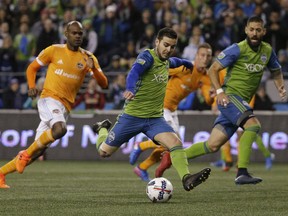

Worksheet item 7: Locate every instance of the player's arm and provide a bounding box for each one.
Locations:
[169,57,192,69]
[169,65,193,76]
[87,54,108,89]
[268,50,287,101]
[26,59,42,98]
[124,50,153,100]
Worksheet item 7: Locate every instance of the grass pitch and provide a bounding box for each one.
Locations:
[0,160,287,216]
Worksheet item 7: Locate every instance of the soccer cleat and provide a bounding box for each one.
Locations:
[155,151,172,177]
[210,160,224,168]
[129,144,142,165]
[235,174,262,185]
[133,166,150,182]
[92,119,112,134]
[182,168,211,191]
[16,150,31,174]
[0,173,10,189]
[265,153,275,170]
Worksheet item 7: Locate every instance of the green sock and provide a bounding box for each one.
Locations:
[255,134,270,158]
[238,125,260,168]
[184,141,212,159]
[96,128,108,150]
[170,146,189,179]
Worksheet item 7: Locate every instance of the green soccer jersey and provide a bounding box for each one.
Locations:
[124,49,169,118]
[217,40,281,102]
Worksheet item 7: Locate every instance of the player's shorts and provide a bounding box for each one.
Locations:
[214,94,255,138]
[106,113,175,147]
[164,108,179,133]
[35,97,68,139]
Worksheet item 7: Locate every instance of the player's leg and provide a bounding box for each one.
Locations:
[129,140,158,165]
[235,116,262,184]
[134,147,164,181]
[16,98,68,173]
[221,141,233,171]
[155,150,171,177]
[254,134,274,170]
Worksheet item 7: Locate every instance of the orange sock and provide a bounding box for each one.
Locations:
[222,141,233,163]
[0,158,17,175]
[139,140,158,151]
[139,147,163,170]
[26,129,55,156]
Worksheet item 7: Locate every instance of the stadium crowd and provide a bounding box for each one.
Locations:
[0,0,288,110]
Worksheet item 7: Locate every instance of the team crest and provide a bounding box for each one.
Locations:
[260,54,267,63]
[77,62,84,69]
[218,52,226,60]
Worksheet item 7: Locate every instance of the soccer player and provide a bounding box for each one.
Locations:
[0,21,108,189]
[158,16,287,185]
[92,27,211,191]
[128,43,220,181]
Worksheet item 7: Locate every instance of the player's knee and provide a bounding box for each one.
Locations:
[207,141,221,152]
[52,123,67,140]
[98,150,111,158]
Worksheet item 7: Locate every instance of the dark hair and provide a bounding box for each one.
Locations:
[156,27,178,40]
[198,42,212,50]
[246,16,264,25]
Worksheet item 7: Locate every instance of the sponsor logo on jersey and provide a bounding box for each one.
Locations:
[151,74,168,83]
[136,58,146,65]
[54,69,80,80]
[244,63,265,72]
[218,52,226,60]
[108,131,115,142]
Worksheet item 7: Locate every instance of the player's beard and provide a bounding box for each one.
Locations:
[246,36,262,50]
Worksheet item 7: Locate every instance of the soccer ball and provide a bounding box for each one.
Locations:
[146,177,173,203]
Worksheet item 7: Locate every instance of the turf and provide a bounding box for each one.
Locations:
[0,160,287,216]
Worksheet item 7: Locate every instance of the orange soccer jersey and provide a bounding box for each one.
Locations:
[164,65,214,112]
[26,44,107,111]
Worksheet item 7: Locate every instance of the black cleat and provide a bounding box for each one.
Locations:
[182,168,211,191]
[92,119,112,133]
[235,174,262,185]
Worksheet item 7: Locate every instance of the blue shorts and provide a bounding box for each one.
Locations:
[106,113,175,147]
[214,95,255,138]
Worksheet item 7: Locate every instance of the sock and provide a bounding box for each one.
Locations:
[169,145,189,179]
[26,129,54,156]
[139,147,163,170]
[237,168,249,177]
[221,141,233,163]
[238,125,260,169]
[0,158,17,175]
[255,134,270,158]
[184,141,212,159]
[96,128,108,150]
[139,140,158,151]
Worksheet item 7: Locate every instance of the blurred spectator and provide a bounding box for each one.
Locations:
[2,78,24,109]
[0,35,17,89]
[136,24,155,54]
[133,9,155,43]
[254,84,275,111]
[73,79,106,110]
[0,22,11,40]
[31,9,50,39]
[108,74,126,109]
[240,0,256,18]
[104,54,127,73]
[264,10,286,54]
[171,21,189,54]
[278,49,288,79]
[13,22,36,72]
[215,13,239,51]
[35,18,59,55]
[120,40,137,70]
[82,19,98,54]
[23,77,45,109]
[182,25,204,61]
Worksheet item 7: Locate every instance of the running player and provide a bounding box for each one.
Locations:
[0,21,108,188]
[92,27,211,191]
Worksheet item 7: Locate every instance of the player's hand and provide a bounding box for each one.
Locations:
[28,88,40,99]
[217,93,229,107]
[279,86,287,101]
[85,55,95,69]
[123,90,135,100]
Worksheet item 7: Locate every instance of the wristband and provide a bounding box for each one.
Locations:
[216,88,224,95]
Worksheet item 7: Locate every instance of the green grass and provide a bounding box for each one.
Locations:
[0,160,287,216]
